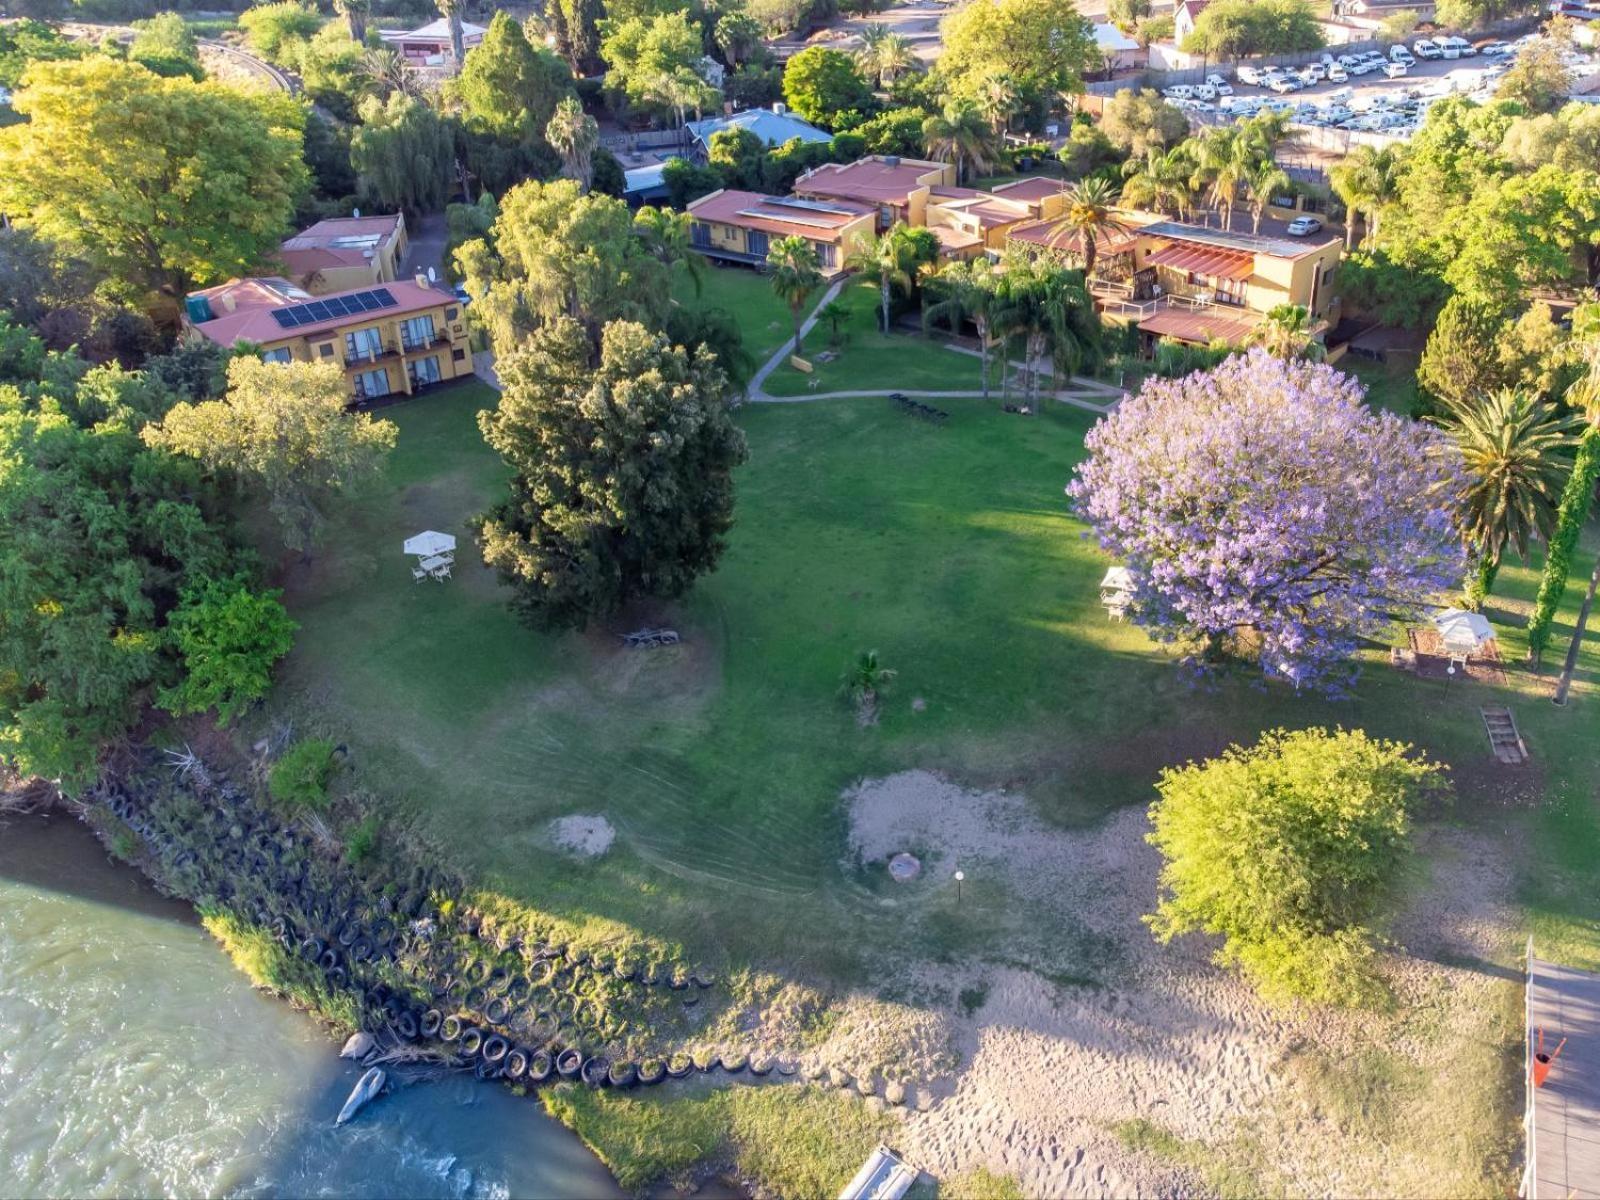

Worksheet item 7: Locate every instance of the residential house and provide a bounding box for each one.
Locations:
[685,190,876,277]
[183,276,474,404]
[278,213,409,296]
[684,104,831,160]
[922,187,1039,256]
[987,177,1072,222]
[792,155,956,233]
[1173,0,1211,44]
[1093,22,1144,72]
[379,18,486,65]
[1008,213,1342,349]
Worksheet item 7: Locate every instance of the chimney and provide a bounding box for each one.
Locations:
[414,272,430,289]
[772,101,786,115]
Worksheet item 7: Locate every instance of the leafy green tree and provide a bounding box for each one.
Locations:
[707,125,768,189]
[939,0,1097,116]
[856,25,917,87]
[1431,389,1578,608]
[1418,296,1528,412]
[1335,249,1447,330]
[1328,143,1401,250]
[160,576,298,723]
[767,235,824,357]
[1182,0,1323,57]
[994,253,1101,402]
[552,0,605,72]
[143,358,396,558]
[238,1,322,63]
[855,107,934,158]
[1148,727,1446,1006]
[457,12,574,145]
[1501,103,1600,174]
[1528,305,1600,665]
[601,9,708,118]
[1099,88,1188,160]
[921,99,1000,185]
[1445,166,1600,302]
[0,20,82,91]
[714,11,765,68]
[1242,158,1291,234]
[349,92,456,214]
[547,95,599,190]
[0,58,307,304]
[457,178,671,355]
[661,156,725,207]
[477,318,748,631]
[1377,7,1421,42]
[128,13,203,81]
[781,46,874,128]
[924,257,1002,399]
[0,402,242,786]
[847,224,939,336]
[1107,0,1152,32]
[1119,146,1196,221]
[1058,121,1123,179]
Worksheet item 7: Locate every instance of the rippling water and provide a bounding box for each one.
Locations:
[0,814,624,1200]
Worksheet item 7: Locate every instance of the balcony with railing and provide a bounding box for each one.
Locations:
[344,340,400,367]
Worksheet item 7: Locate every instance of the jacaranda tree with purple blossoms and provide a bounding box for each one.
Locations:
[1068,350,1464,692]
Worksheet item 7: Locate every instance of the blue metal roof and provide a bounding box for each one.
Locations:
[685,107,831,149]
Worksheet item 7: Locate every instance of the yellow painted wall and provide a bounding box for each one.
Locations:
[256,299,472,398]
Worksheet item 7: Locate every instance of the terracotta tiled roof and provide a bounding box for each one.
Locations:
[1139,306,1260,345]
[188,277,453,349]
[687,189,872,241]
[794,157,945,205]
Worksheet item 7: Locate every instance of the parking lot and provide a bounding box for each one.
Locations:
[1163,34,1597,139]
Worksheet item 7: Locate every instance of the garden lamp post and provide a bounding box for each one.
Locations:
[954,870,964,906]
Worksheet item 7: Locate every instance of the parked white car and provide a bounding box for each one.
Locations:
[1193,83,1217,99]
[1236,65,1264,86]
[1385,61,1408,77]
[1285,215,1324,237]
[1327,64,1348,82]
[1413,38,1442,59]
[1163,84,1194,99]
[1479,40,1513,56]
[1390,45,1414,64]
[1300,63,1327,83]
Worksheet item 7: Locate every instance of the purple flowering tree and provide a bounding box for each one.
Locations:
[1068,350,1464,692]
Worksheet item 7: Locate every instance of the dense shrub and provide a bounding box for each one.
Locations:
[268,738,338,813]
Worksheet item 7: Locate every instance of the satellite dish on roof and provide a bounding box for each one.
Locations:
[427,267,437,282]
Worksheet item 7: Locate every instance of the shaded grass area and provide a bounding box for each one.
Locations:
[542,1081,891,1195]
[763,280,985,397]
[1340,353,1422,417]
[672,263,797,367]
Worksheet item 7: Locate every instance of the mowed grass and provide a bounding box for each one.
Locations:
[262,357,1600,988]
[673,264,797,366]
[762,279,986,397]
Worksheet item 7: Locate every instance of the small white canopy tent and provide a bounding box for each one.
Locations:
[403,531,456,558]
[1434,608,1495,657]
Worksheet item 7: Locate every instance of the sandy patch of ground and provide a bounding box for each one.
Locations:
[741,770,1527,1199]
[548,814,616,859]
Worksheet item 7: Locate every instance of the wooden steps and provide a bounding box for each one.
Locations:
[1481,706,1529,764]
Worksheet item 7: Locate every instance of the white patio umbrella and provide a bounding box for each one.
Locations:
[1433,608,1494,657]
[403,530,456,558]
[1100,566,1133,593]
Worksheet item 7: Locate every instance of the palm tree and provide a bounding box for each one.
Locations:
[361,47,420,98]
[1242,159,1291,234]
[840,650,897,723]
[1190,126,1249,230]
[334,0,370,43]
[1529,303,1600,665]
[856,26,916,87]
[994,258,1100,405]
[847,224,937,336]
[436,0,466,65]
[1246,304,1323,361]
[819,300,851,347]
[546,96,599,192]
[923,257,1000,400]
[922,101,999,186]
[1043,176,1129,281]
[975,72,1019,139]
[1328,144,1401,249]
[767,236,824,358]
[634,206,706,295]
[1432,387,1580,611]
[1120,147,1195,221]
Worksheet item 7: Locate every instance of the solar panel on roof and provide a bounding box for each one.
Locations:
[267,288,401,331]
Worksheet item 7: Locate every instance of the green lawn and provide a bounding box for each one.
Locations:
[1340,353,1423,417]
[764,279,988,397]
[260,369,1600,986]
[673,263,797,367]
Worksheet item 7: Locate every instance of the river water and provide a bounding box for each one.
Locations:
[0,813,624,1200]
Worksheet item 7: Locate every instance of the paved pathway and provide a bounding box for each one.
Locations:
[747,278,848,399]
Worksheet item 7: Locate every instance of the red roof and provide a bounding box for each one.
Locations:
[1145,242,1255,281]
[1139,306,1260,345]
[794,157,946,206]
[687,189,872,242]
[279,214,404,276]
[990,177,1069,208]
[188,277,453,349]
